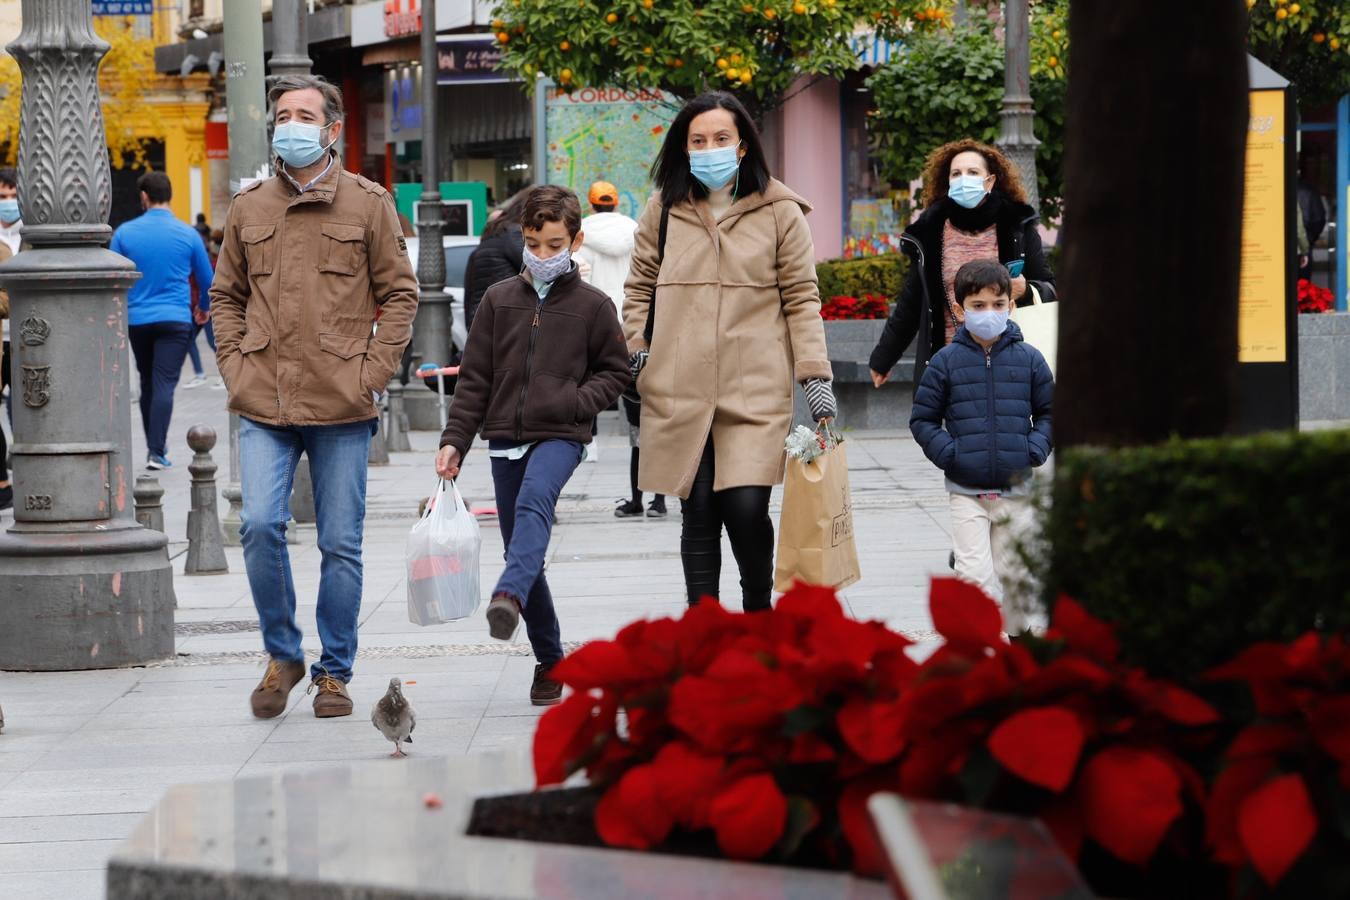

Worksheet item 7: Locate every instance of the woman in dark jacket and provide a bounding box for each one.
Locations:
[869,138,1055,389]
[464,191,528,330]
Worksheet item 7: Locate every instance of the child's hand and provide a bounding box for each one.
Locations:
[435,446,461,480]
[870,368,889,388]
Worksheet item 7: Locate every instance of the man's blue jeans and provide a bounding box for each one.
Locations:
[128,320,192,459]
[239,416,375,683]
[490,439,584,665]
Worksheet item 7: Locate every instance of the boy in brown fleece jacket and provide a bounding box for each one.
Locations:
[435,185,629,705]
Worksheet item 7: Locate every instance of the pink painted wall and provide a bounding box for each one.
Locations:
[775,76,844,261]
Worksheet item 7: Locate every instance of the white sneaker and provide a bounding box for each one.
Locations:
[210,376,226,390]
[183,374,207,389]
[583,441,600,463]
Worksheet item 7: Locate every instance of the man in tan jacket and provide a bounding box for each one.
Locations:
[211,74,418,720]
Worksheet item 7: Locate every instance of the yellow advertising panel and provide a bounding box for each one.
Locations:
[1238,89,1288,363]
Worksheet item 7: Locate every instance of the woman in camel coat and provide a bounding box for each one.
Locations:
[623,91,836,612]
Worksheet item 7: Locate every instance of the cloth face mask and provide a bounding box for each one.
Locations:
[523,245,573,283]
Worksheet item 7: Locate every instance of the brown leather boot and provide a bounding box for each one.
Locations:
[251,658,305,719]
[309,673,353,718]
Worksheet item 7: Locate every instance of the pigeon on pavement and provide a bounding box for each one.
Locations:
[371,677,415,758]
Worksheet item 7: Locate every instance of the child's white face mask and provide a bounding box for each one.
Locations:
[965,309,1009,341]
[523,245,572,283]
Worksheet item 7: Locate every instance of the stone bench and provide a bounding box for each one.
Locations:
[106,753,888,899]
[793,319,915,430]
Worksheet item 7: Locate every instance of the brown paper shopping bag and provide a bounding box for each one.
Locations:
[774,438,861,592]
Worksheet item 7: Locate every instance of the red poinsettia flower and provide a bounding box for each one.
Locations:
[594,762,674,849]
[1077,746,1184,866]
[709,773,790,859]
[1237,773,1317,886]
[928,576,1005,651]
[988,706,1085,792]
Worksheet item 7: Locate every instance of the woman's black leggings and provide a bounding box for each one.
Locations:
[680,439,774,611]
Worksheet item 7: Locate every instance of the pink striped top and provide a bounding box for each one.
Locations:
[941,220,999,345]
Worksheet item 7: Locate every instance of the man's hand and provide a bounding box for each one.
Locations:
[1010,275,1027,301]
[870,368,889,389]
[193,306,211,326]
[435,445,461,480]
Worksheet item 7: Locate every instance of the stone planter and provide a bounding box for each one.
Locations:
[793,319,914,430]
[106,753,888,899]
[1298,311,1350,424]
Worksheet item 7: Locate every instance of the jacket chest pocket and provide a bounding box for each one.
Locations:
[319,222,367,276]
[240,224,276,276]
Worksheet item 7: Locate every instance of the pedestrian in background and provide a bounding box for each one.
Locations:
[212,74,419,721]
[463,190,527,331]
[0,167,22,443]
[623,91,836,612]
[184,228,222,389]
[869,138,1055,391]
[436,185,629,706]
[111,171,215,470]
[909,259,1053,629]
[577,180,664,518]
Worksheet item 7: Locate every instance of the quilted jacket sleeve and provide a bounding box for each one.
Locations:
[909,348,956,471]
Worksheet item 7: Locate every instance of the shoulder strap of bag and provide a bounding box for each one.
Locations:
[643,203,671,344]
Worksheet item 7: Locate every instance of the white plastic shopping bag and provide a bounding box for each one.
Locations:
[406,479,482,625]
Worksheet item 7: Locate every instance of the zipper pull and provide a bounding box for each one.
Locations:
[532,309,539,327]
[985,350,992,368]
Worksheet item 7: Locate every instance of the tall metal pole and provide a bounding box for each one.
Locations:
[0,0,174,670]
[220,0,270,543]
[409,0,447,428]
[268,0,312,80]
[997,0,1041,212]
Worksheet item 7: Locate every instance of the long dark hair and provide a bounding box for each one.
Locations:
[650,92,770,204]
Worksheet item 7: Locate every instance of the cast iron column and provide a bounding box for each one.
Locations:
[268,0,311,80]
[997,0,1040,212]
[220,0,270,544]
[410,0,447,428]
[0,0,174,670]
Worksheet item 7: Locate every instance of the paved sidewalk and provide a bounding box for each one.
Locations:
[0,352,956,899]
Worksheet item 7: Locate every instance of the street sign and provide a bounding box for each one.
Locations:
[436,35,508,85]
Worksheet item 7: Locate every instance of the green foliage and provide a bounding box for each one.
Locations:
[1042,429,1350,679]
[866,16,1067,219]
[816,254,907,300]
[1247,0,1350,108]
[489,0,953,112]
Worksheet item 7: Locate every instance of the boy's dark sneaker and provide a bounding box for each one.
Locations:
[948,551,956,570]
[0,484,12,511]
[614,498,644,518]
[531,663,563,706]
[646,500,667,518]
[486,592,522,641]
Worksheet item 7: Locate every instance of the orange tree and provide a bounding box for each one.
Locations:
[0,16,164,169]
[490,0,958,115]
[1247,0,1350,107]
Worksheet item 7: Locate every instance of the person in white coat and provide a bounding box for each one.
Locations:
[575,181,664,515]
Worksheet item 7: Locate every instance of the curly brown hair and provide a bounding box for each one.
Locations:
[920,138,1029,208]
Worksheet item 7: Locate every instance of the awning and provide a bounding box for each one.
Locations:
[853,33,902,68]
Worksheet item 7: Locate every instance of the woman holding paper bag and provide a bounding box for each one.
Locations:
[623,91,835,612]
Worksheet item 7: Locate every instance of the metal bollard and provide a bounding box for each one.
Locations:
[133,473,165,533]
[385,380,412,452]
[184,425,229,575]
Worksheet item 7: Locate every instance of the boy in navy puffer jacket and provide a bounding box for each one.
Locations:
[910,259,1054,625]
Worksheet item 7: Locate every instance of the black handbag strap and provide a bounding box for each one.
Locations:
[642,203,670,344]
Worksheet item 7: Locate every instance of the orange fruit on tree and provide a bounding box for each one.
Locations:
[1051,29,1061,39]
[1275,8,1287,18]
[609,37,619,46]
[606,11,617,22]
[743,2,755,10]
[740,70,752,83]
[636,63,647,72]
[716,57,729,68]
[674,58,684,68]
[491,18,504,29]
[1333,37,1343,50]
[515,23,524,32]
[1314,32,1326,43]
[1289,2,1300,12]
[793,2,807,13]
[731,52,743,62]
[764,7,776,19]
[496,31,510,43]
[561,40,571,50]
[559,68,573,82]
[1048,55,1059,68]
[915,9,926,19]
[643,45,653,55]
[644,0,654,7]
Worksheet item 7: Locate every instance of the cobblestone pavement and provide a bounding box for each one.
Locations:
[0,351,956,899]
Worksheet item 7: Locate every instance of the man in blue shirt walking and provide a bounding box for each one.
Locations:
[111,172,216,469]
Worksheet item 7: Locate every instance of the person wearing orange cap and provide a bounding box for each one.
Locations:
[575,180,664,517]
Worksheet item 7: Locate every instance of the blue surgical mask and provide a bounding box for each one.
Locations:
[948,174,989,210]
[0,199,19,223]
[689,144,741,191]
[964,308,1009,342]
[272,121,336,169]
[523,245,573,284]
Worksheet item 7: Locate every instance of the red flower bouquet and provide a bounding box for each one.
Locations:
[1297,278,1333,314]
[821,294,890,321]
[533,580,1350,895]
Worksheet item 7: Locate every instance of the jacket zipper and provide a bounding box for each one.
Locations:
[514,294,547,440]
[985,346,997,485]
